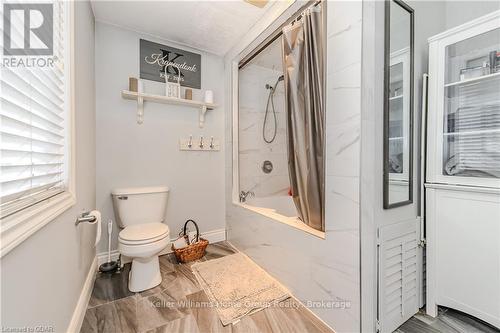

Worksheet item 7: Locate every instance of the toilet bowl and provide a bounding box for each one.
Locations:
[112,186,170,292]
[118,223,169,292]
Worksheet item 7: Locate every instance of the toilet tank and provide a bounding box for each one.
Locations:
[111,186,169,228]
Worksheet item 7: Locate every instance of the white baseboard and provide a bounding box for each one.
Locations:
[67,256,97,333]
[200,228,226,243]
[97,228,226,266]
[97,249,121,266]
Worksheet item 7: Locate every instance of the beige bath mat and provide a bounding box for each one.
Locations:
[191,252,290,326]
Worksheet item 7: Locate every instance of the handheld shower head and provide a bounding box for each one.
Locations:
[266,75,284,90]
[262,74,284,144]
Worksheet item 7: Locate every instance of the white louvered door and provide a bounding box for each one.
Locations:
[378,220,420,333]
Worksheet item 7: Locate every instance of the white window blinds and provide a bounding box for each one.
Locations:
[1,1,69,218]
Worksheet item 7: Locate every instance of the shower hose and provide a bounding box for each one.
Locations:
[263,76,283,143]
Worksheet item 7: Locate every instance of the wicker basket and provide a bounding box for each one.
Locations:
[172,219,209,263]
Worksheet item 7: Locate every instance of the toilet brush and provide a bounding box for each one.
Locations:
[99,219,118,274]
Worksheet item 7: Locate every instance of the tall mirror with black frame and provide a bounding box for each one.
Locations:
[384,0,414,208]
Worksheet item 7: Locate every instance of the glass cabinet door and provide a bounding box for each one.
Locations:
[443,28,500,180]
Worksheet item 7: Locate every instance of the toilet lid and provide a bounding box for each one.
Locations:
[119,223,169,243]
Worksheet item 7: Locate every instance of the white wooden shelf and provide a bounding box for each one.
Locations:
[444,72,500,88]
[122,90,217,109]
[121,90,217,127]
[443,128,500,136]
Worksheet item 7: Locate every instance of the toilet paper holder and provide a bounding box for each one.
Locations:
[75,211,97,225]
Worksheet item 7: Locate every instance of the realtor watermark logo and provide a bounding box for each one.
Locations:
[2,2,55,68]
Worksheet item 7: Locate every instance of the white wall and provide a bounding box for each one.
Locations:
[239,63,289,198]
[226,2,362,332]
[445,1,500,30]
[0,2,96,331]
[95,23,226,253]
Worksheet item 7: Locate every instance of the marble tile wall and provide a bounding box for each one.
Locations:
[238,63,289,197]
[225,2,363,332]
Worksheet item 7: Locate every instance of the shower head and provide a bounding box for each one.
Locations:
[266,75,284,90]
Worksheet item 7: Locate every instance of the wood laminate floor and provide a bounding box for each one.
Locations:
[81,241,333,333]
[396,307,500,333]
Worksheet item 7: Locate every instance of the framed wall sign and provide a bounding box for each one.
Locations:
[140,39,201,89]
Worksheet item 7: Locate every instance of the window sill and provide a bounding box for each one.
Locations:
[0,192,76,257]
[234,202,326,239]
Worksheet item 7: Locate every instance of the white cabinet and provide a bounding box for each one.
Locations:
[427,12,500,188]
[426,187,500,327]
[426,11,500,328]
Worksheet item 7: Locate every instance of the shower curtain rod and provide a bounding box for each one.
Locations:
[238,0,323,70]
[289,0,321,26]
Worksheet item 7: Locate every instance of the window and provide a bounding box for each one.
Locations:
[1,1,72,223]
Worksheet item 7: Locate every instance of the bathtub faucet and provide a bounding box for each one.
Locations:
[239,190,255,203]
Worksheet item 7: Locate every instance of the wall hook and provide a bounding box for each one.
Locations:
[179,136,219,151]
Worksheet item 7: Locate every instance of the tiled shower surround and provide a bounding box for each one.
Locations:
[226,2,363,332]
[238,63,289,198]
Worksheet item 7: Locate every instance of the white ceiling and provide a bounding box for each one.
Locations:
[90,1,275,56]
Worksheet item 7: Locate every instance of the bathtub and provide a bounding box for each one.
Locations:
[245,195,297,217]
[240,194,325,239]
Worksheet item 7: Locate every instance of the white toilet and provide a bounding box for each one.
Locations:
[111,186,170,292]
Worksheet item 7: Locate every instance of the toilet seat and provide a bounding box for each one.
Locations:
[119,223,169,245]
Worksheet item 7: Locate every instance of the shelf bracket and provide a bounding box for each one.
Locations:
[137,95,144,124]
[199,105,207,128]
